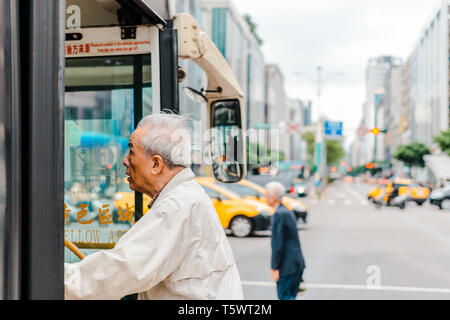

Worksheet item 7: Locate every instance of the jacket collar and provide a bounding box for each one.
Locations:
[151,168,195,207]
[275,203,287,212]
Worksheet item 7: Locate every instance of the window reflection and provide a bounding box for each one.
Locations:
[64,55,151,262]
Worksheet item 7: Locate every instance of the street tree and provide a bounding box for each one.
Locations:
[326,140,346,165]
[301,132,345,166]
[393,143,431,173]
[433,129,450,156]
[302,132,315,157]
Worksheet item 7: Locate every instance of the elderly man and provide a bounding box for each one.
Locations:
[64,114,243,300]
[265,182,305,300]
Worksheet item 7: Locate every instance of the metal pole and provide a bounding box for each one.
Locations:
[21,0,66,300]
[373,103,378,162]
[314,66,326,182]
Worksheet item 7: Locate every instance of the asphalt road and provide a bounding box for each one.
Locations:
[228,180,450,300]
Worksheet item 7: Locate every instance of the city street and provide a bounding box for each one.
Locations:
[229,180,450,300]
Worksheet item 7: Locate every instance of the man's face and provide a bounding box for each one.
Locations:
[123,129,151,193]
[265,191,278,208]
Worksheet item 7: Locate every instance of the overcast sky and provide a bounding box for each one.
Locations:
[233,0,440,146]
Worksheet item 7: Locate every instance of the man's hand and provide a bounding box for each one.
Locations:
[271,269,280,283]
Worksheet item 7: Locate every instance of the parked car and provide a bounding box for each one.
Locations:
[195,177,273,238]
[213,178,308,224]
[275,161,308,197]
[247,174,293,194]
[429,185,450,210]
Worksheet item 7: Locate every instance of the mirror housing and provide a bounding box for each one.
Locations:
[209,99,246,183]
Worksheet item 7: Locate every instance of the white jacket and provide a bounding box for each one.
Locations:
[64,168,244,300]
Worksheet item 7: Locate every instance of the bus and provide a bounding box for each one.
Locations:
[0,0,246,299]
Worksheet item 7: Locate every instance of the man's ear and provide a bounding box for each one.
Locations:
[151,155,165,174]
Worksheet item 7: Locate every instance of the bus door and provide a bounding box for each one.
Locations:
[64,25,162,262]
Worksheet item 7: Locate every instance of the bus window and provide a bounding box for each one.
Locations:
[64,53,152,262]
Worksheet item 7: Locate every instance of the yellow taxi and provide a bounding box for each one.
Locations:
[195,177,273,238]
[367,179,430,205]
[401,180,431,205]
[237,179,308,223]
[367,184,385,201]
[113,179,152,221]
[199,177,308,224]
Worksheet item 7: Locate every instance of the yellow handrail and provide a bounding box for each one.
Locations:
[64,238,85,260]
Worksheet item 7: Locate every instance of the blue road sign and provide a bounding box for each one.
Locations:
[324,121,343,137]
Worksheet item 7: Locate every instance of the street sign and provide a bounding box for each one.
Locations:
[254,123,272,130]
[357,125,369,137]
[324,121,343,138]
[285,122,302,135]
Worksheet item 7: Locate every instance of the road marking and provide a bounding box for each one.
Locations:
[342,183,370,205]
[241,281,450,294]
[319,184,332,202]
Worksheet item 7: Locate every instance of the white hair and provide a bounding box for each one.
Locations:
[265,182,286,201]
[137,113,192,169]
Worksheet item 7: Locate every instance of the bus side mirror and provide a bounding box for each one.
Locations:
[210,99,246,183]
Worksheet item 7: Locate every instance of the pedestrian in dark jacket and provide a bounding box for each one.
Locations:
[265,182,306,300]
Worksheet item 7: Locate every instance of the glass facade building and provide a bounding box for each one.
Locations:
[247,46,266,129]
[203,0,266,131]
[175,0,205,122]
[409,0,449,146]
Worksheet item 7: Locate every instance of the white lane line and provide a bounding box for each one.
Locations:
[241,281,450,294]
[344,200,353,206]
[342,183,370,206]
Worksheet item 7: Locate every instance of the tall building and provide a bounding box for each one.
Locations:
[286,98,308,161]
[265,64,290,159]
[174,0,205,122]
[385,64,408,162]
[400,57,413,146]
[202,0,266,130]
[383,60,413,167]
[301,100,312,127]
[350,121,364,168]
[362,55,402,163]
[410,0,450,146]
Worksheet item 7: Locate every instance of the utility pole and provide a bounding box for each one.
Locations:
[373,90,384,163]
[294,67,344,195]
[313,66,326,184]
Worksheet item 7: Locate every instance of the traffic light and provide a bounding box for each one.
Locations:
[365,163,375,169]
[370,128,387,135]
[371,128,381,135]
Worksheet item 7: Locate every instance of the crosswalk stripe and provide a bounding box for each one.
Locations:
[241,281,450,294]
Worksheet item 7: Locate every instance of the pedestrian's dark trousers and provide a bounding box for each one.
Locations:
[276,269,304,300]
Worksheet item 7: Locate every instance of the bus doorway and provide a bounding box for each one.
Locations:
[64,25,161,262]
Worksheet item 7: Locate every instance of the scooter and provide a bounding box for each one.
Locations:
[372,192,408,210]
